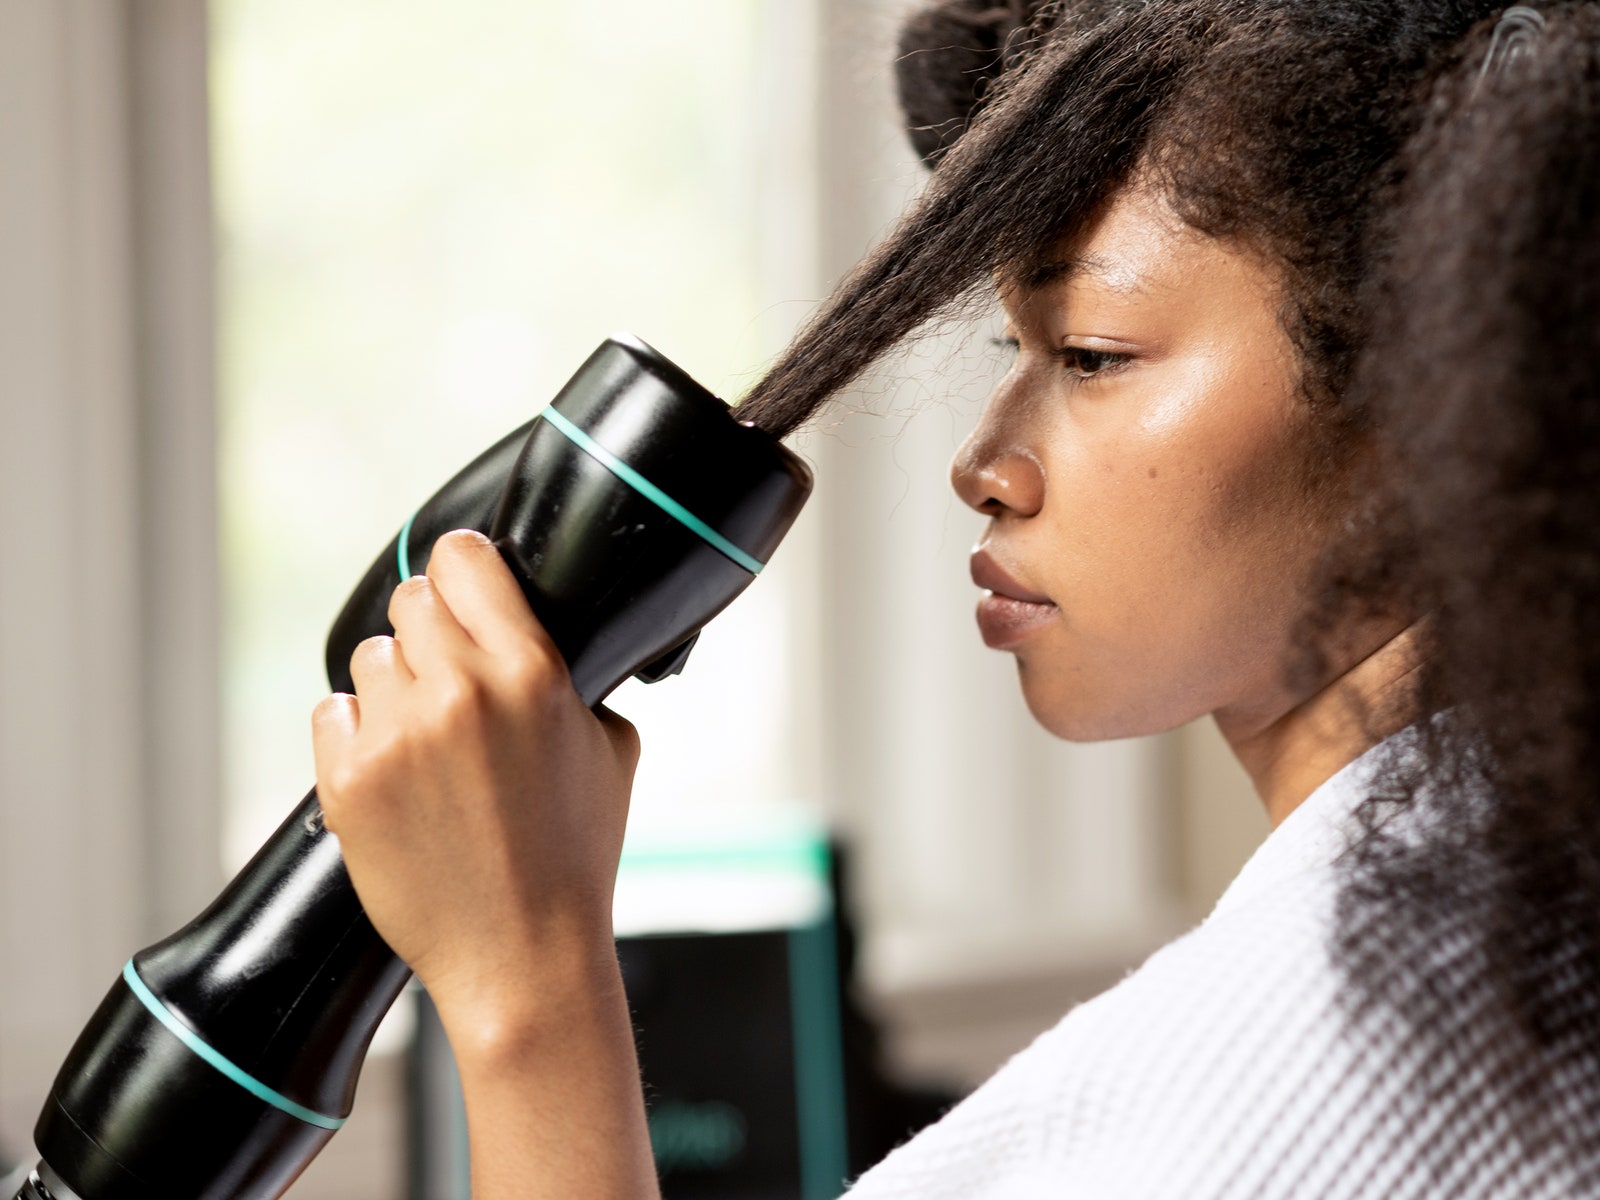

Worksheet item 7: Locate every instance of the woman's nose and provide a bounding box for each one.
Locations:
[950,426,1046,519]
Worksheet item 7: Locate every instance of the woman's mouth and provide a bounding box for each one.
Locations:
[970,549,1059,650]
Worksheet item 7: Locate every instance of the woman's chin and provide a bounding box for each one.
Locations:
[1014,660,1191,743]
[1015,662,1117,741]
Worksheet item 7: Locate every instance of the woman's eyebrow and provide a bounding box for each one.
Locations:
[1017,253,1151,301]
[1021,254,1116,290]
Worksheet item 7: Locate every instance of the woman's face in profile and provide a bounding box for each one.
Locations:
[953,182,1340,743]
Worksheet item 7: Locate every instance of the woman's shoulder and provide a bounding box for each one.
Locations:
[845,859,1351,1198]
[843,740,1414,1199]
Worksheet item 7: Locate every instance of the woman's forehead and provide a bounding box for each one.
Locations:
[999,186,1280,317]
[1003,189,1187,291]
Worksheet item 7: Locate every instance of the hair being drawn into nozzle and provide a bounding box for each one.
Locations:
[736,3,1197,440]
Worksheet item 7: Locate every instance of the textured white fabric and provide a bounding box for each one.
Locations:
[842,731,1591,1199]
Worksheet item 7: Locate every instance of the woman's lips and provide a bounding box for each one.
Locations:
[976,593,1059,649]
[970,549,1058,650]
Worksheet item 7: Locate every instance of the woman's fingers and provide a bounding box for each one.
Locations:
[348,634,413,721]
[311,692,360,798]
[306,534,645,1052]
[425,530,562,662]
[388,573,477,679]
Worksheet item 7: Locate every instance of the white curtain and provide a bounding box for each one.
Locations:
[0,0,220,1158]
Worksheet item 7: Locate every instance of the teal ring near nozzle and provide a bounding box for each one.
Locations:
[120,961,347,1130]
[397,510,418,581]
[538,406,765,575]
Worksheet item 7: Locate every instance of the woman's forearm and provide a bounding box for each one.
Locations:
[447,946,659,1200]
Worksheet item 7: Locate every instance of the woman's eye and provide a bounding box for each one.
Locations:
[1055,346,1125,379]
[990,337,1125,381]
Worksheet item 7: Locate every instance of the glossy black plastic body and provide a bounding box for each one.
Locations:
[25,336,812,1200]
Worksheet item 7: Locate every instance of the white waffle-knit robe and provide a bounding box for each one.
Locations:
[842,732,1594,1199]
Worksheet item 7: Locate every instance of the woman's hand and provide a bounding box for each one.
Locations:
[311,529,657,1199]
[311,527,640,1029]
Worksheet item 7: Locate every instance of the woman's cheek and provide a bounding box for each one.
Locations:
[1016,434,1263,734]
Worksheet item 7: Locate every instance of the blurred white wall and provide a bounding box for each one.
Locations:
[0,0,223,1169]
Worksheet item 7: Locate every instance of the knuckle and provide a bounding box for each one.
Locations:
[430,528,492,568]
[391,574,434,605]
[350,634,393,669]
[319,762,366,811]
[502,640,568,699]
[431,670,489,727]
[387,575,434,625]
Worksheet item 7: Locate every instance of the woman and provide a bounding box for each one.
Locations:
[313,1,1600,1195]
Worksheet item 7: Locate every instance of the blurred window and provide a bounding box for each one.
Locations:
[213,0,811,866]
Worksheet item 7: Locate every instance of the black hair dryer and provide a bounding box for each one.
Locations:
[12,335,812,1200]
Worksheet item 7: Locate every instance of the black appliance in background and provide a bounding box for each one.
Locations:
[407,844,957,1200]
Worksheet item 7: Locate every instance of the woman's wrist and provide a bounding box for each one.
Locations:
[433,930,628,1078]
[433,931,659,1200]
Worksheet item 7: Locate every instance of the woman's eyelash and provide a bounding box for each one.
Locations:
[990,336,1128,380]
[1051,345,1128,379]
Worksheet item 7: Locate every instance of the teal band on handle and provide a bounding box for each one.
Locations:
[538,406,765,575]
[120,960,347,1131]
[397,509,417,581]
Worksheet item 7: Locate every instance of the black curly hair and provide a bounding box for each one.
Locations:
[738,0,1506,437]
[737,0,1600,1181]
[1329,3,1600,1179]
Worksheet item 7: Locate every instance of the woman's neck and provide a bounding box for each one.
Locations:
[1217,621,1429,828]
